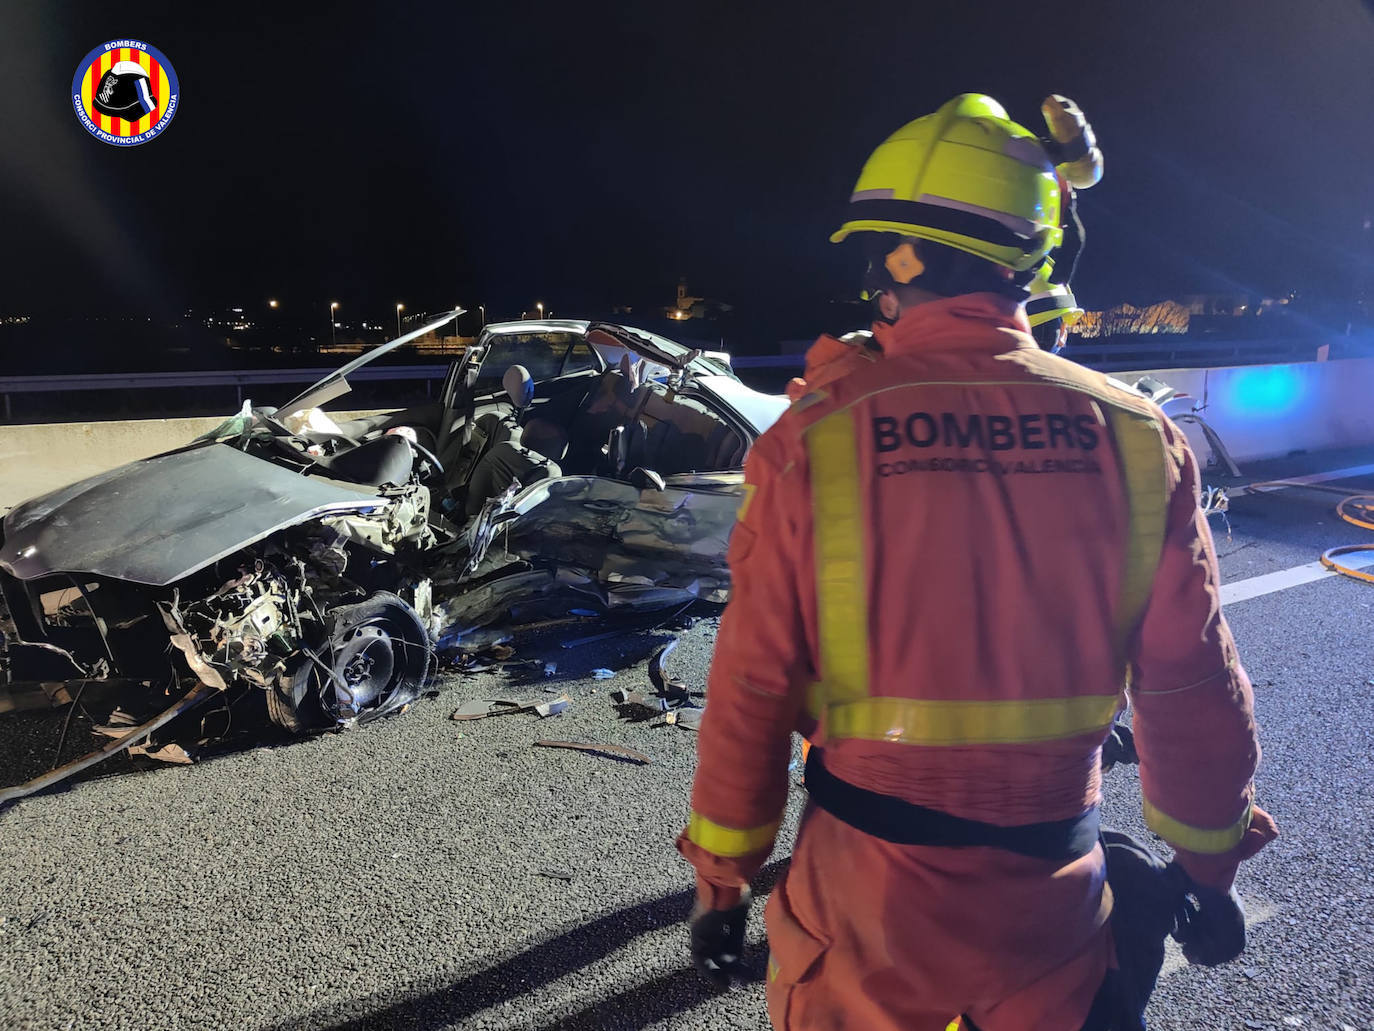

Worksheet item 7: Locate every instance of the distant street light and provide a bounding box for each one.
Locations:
[268,299,279,309]
[536,302,544,320]
[395,302,404,339]
[478,304,485,329]
[330,301,339,349]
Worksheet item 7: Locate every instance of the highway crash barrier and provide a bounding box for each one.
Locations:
[1,358,1373,512]
[1123,357,1374,467]
[0,410,386,512]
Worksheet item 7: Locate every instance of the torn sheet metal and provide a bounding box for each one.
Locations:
[432,569,558,644]
[451,697,529,720]
[0,682,219,807]
[450,693,570,720]
[663,707,704,731]
[648,639,688,702]
[483,476,737,608]
[1,446,381,587]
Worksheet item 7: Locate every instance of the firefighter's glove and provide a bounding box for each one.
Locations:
[1173,880,1246,967]
[1101,721,1138,772]
[689,889,751,989]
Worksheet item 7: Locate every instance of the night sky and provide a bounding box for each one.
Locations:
[3,0,1373,335]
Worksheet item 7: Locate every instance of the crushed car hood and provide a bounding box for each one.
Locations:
[1,444,383,586]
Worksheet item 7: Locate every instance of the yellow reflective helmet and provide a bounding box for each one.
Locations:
[831,94,1063,272]
[1026,260,1084,328]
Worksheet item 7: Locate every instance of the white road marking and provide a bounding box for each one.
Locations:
[1156,892,1279,981]
[1244,463,1374,491]
[1221,553,1374,605]
[1219,461,1374,604]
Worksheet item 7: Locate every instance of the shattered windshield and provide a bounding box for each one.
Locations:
[192,401,254,444]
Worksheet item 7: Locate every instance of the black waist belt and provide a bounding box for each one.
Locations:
[804,747,1100,862]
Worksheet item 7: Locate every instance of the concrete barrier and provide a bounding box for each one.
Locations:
[1118,357,1374,466]
[0,410,385,512]
[2,357,1372,511]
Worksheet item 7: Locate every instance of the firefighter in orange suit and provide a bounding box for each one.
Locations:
[676,94,1276,1030]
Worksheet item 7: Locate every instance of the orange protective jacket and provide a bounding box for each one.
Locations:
[784,331,882,402]
[677,294,1273,1028]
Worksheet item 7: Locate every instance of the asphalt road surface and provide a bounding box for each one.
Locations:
[1,452,1372,1031]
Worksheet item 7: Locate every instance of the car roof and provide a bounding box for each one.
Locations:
[483,319,590,335]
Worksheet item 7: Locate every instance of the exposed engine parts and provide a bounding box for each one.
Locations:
[170,563,301,691]
[158,547,436,736]
[324,481,436,554]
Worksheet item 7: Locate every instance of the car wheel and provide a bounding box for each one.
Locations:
[321,592,433,724]
[267,655,329,733]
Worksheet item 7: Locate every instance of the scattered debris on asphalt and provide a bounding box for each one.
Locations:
[538,866,575,881]
[450,698,528,721]
[591,668,616,679]
[450,693,571,721]
[533,740,652,764]
[648,638,690,703]
[611,690,670,721]
[1200,485,1232,538]
[663,707,704,731]
[0,682,220,807]
[534,695,571,718]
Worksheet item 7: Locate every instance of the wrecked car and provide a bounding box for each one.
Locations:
[0,312,788,798]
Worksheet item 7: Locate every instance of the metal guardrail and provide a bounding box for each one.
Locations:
[3,333,1372,418]
[759,332,1374,373]
[1059,335,1364,371]
[0,365,451,419]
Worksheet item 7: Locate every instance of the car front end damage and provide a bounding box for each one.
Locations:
[0,457,441,803]
[0,309,783,803]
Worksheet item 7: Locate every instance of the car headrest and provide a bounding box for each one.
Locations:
[503,365,534,410]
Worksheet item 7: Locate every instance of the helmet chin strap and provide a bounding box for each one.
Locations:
[862,237,1035,324]
[874,290,902,324]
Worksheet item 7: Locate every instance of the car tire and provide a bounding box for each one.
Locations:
[267,656,329,733]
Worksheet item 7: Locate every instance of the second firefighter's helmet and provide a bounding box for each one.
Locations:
[1025,260,1084,329]
[831,93,1062,273]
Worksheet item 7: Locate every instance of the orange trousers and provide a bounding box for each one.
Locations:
[764,806,1111,1031]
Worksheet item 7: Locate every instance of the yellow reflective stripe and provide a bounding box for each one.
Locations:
[686,811,781,858]
[1143,797,1252,855]
[826,693,1120,746]
[806,411,869,708]
[1108,409,1169,671]
[736,481,758,524]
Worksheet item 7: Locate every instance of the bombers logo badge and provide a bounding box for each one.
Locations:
[72,40,179,146]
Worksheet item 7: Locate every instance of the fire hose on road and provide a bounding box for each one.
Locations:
[1246,481,1374,585]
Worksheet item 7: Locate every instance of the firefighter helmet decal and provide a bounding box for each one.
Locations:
[73,40,179,146]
